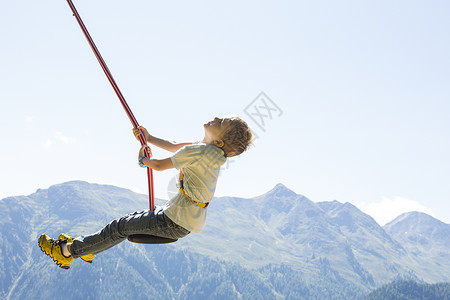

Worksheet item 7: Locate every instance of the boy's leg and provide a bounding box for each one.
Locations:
[70,207,189,258]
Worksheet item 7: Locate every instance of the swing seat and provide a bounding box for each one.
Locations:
[128,234,178,244]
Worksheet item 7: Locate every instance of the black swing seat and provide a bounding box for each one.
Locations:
[128,234,178,244]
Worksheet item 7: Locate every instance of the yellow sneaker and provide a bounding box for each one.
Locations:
[38,234,73,269]
[59,233,95,263]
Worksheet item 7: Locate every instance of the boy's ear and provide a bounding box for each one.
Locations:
[214,139,224,148]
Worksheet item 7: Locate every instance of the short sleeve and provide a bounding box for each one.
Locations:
[170,144,204,170]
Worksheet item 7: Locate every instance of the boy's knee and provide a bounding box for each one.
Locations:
[105,219,127,239]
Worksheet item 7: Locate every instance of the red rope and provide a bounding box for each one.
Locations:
[66,0,155,211]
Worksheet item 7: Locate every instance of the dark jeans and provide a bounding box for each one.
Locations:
[70,207,190,258]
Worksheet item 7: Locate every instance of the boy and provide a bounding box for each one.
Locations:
[38,116,252,269]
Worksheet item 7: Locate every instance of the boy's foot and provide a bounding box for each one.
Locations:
[59,233,95,263]
[38,234,73,269]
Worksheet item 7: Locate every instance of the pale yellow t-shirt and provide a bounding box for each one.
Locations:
[163,144,226,233]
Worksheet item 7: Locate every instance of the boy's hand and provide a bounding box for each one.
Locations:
[133,126,150,142]
[139,144,152,159]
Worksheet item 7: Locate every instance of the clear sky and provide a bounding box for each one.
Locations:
[1,0,449,225]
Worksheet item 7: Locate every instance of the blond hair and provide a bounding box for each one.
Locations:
[220,116,253,157]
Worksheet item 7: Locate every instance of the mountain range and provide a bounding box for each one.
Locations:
[0,181,448,299]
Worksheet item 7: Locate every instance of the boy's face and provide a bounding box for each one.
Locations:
[203,117,231,147]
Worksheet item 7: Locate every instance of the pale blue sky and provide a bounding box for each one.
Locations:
[1,0,449,225]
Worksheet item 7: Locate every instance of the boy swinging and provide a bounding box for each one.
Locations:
[38,116,252,269]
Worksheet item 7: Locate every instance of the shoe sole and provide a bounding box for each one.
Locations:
[38,235,71,269]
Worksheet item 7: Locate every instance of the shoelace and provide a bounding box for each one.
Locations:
[48,238,63,256]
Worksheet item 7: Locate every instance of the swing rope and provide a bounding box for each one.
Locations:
[66,0,176,244]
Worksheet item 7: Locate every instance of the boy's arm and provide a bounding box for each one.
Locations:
[142,157,174,171]
[134,126,192,153]
[139,145,174,171]
[147,135,192,153]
